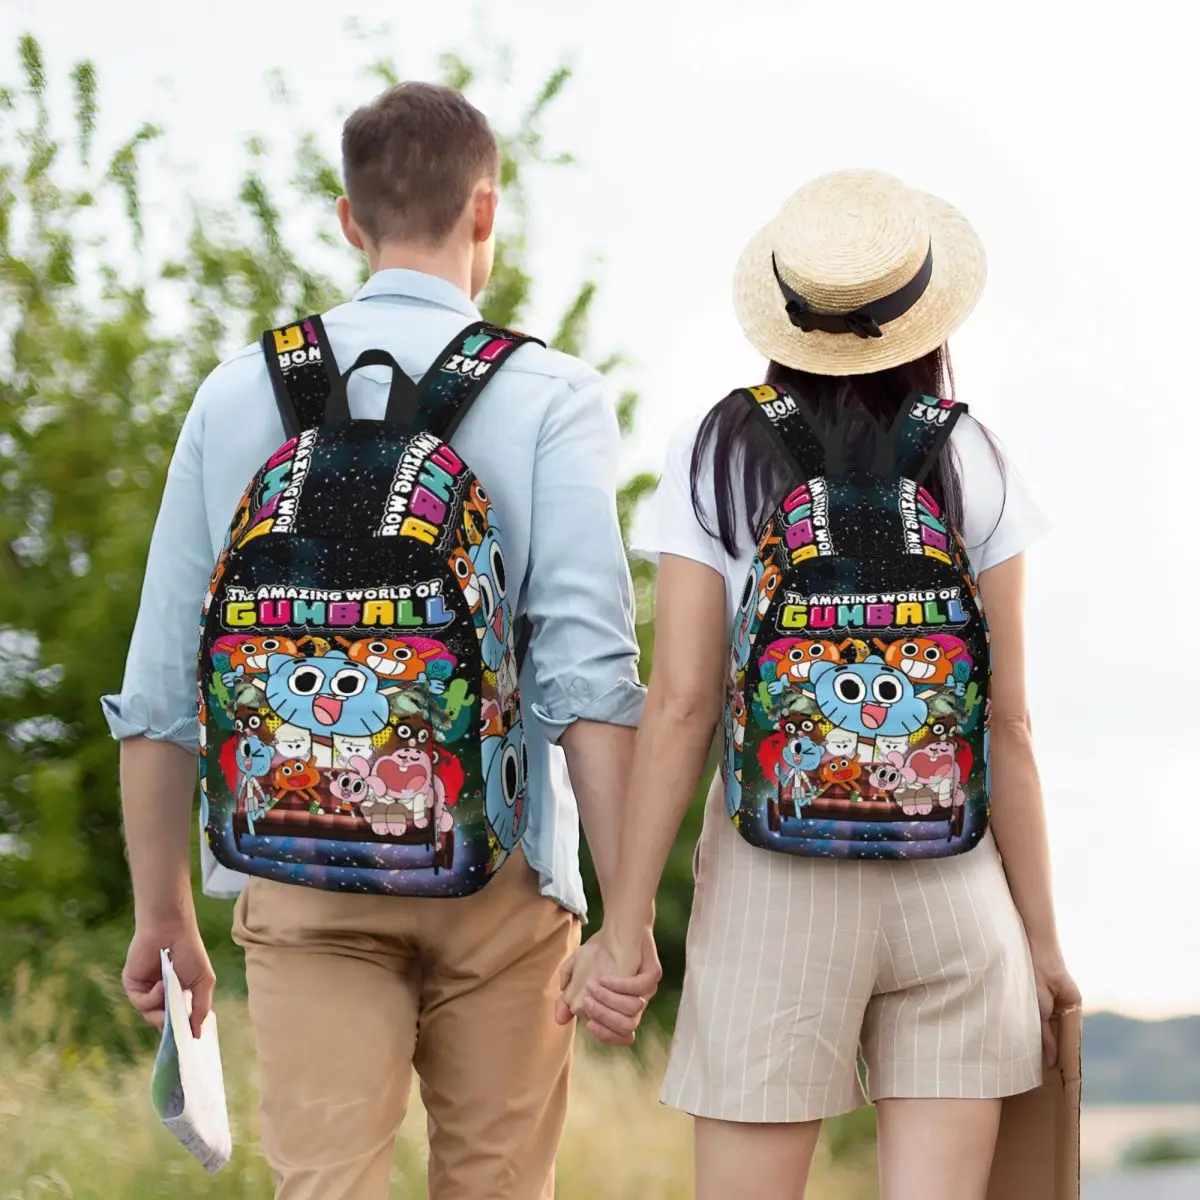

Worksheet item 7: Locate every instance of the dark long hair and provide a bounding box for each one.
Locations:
[690,345,1003,557]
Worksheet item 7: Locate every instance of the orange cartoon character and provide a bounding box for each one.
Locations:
[227,635,301,683]
[448,544,482,625]
[819,755,863,799]
[761,637,843,693]
[341,636,457,696]
[873,636,962,686]
[462,479,492,546]
[272,757,324,810]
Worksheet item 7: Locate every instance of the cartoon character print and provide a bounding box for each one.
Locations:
[730,689,748,757]
[866,754,908,798]
[873,636,961,686]
[913,717,957,749]
[447,544,483,629]
[808,655,933,739]
[471,528,510,667]
[328,758,374,815]
[234,704,273,742]
[819,755,863,798]
[272,757,323,809]
[723,701,743,818]
[902,740,965,813]
[761,638,843,692]
[782,714,825,746]
[728,554,782,819]
[823,728,860,761]
[470,527,519,711]
[272,723,312,763]
[780,734,823,809]
[724,686,749,815]
[483,721,528,851]
[234,735,273,815]
[732,558,783,675]
[265,650,389,737]
[837,637,873,664]
[332,734,374,769]
[358,718,449,837]
[873,733,912,762]
[431,744,465,811]
[462,479,491,547]
[341,636,457,695]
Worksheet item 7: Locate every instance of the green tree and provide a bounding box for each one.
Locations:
[0,31,720,1046]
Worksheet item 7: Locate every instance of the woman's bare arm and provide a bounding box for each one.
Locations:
[581,553,728,962]
[978,554,1059,948]
[979,552,1080,1061]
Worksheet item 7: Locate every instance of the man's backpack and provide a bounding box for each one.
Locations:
[197,315,539,896]
[724,384,991,860]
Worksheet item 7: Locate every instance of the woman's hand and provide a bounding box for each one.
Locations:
[1030,943,1081,1067]
[555,926,660,1046]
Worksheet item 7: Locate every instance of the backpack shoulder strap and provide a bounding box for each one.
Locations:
[884,394,969,485]
[412,321,544,440]
[737,383,837,480]
[262,315,341,439]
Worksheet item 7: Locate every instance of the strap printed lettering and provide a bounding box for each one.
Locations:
[739,384,835,481]
[886,394,968,485]
[412,321,543,441]
[262,315,341,440]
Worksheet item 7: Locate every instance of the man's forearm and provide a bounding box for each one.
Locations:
[559,719,637,910]
[120,737,198,925]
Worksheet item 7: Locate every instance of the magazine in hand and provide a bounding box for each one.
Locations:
[149,948,232,1174]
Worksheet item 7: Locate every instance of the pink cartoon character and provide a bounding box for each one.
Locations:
[328,757,377,815]
[904,740,965,812]
[866,752,909,799]
[358,724,452,838]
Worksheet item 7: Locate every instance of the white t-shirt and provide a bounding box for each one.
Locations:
[632,408,1048,623]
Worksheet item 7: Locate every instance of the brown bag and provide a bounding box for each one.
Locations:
[986,1008,1082,1200]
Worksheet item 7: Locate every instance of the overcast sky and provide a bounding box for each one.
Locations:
[3,0,1197,1017]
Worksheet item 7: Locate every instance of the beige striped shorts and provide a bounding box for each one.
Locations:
[661,779,1043,1123]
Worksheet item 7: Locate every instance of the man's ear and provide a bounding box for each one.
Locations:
[473,179,498,245]
[337,196,366,251]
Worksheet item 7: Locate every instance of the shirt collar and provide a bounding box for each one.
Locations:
[353,268,481,320]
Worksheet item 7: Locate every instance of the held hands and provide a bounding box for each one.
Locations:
[554,926,661,1047]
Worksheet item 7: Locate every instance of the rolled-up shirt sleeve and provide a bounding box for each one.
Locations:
[523,374,646,742]
[101,392,216,752]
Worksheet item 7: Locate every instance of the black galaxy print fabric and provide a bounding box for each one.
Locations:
[724,385,992,861]
[197,317,539,896]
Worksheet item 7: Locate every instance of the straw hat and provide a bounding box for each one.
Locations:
[732,169,986,376]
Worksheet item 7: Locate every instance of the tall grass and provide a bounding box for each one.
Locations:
[1,967,877,1198]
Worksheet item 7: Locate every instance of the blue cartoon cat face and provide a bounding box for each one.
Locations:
[264,650,389,737]
[808,655,931,738]
[732,558,764,670]
[482,721,527,850]
[236,734,273,778]
[782,736,823,774]
[471,528,510,672]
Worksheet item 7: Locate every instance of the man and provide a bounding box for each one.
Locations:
[105,82,659,1200]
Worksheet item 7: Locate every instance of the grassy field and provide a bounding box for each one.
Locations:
[1,967,877,1199]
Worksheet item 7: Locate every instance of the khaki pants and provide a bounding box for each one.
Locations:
[232,850,581,1200]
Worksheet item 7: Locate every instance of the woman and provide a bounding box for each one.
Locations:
[562,169,1080,1200]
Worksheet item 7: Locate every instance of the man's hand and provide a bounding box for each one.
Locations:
[123,918,215,1040]
[555,926,661,1047]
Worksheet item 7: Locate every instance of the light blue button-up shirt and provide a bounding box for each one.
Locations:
[102,269,645,917]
